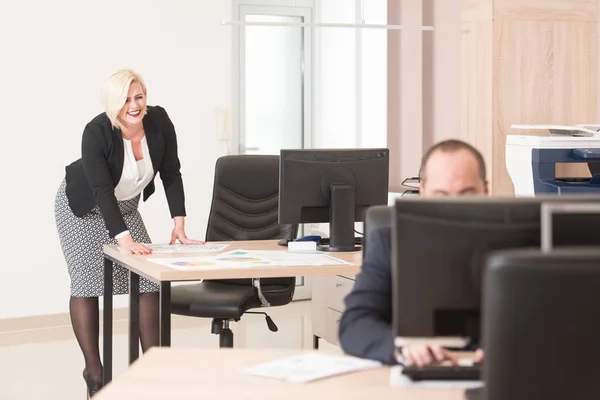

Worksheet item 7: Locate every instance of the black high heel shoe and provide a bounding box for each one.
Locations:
[82,369,103,398]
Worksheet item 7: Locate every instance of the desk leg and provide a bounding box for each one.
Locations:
[129,271,140,364]
[159,281,171,346]
[102,257,113,385]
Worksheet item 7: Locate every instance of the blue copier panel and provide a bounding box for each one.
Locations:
[532,148,600,194]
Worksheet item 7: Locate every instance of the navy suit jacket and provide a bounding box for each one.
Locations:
[338,227,396,364]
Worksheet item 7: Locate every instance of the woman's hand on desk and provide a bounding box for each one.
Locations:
[117,235,153,255]
[169,217,204,245]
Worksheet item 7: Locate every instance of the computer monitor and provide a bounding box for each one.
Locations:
[391,195,600,351]
[278,148,389,252]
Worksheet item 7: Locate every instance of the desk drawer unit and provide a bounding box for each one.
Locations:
[324,275,355,312]
[325,308,343,346]
[312,275,356,347]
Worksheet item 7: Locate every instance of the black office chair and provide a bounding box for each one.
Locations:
[362,205,392,260]
[170,155,299,348]
[478,247,600,400]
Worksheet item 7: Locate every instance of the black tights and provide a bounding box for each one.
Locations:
[69,292,159,381]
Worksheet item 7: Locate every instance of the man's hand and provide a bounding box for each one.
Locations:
[117,234,153,255]
[402,344,458,367]
[474,348,484,363]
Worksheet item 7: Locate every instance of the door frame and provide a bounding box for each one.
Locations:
[231,0,314,154]
[231,0,315,300]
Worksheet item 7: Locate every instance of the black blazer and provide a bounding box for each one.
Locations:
[338,227,395,364]
[64,105,186,238]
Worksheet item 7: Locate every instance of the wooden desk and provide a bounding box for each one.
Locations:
[94,348,468,400]
[102,240,361,384]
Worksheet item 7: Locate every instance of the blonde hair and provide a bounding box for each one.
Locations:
[101,69,147,130]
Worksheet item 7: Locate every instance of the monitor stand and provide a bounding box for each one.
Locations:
[317,182,361,252]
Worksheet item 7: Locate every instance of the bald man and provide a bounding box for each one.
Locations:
[338,139,488,366]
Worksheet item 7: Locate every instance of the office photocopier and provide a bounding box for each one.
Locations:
[506,125,600,196]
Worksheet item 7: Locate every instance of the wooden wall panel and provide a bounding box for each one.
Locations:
[461,0,493,22]
[493,21,555,194]
[494,0,597,21]
[461,21,494,188]
[492,21,598,193]
[461,0,598,194]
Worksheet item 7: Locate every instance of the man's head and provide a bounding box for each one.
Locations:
[418,139,488,196]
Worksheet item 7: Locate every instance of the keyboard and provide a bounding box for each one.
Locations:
[464,387,485,400]
[401,363,481,381]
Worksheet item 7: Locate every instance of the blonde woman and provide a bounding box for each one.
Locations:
[55,69,201,397]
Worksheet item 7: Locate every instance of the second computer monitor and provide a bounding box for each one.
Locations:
[391,195,600,349]
[279,148,389,252]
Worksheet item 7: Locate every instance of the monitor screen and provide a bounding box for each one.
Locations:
[391,195,600,348]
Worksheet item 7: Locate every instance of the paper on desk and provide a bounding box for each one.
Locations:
[219,250,353,266]
[147,243,229,253]
[147,249,353,271]
[389,366,483,389]
[118,243,229,253]
[239,352,381,383]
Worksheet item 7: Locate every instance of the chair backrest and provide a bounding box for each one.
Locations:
[483,248,600,400]
[363,205,392,258]
[206,155,298,242]
[206,155,298,287]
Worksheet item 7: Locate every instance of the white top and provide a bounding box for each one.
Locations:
[113,136,154,239]
[506,134,600,148]
[115,136,154,200]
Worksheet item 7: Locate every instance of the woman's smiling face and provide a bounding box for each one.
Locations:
[118,81,147,128]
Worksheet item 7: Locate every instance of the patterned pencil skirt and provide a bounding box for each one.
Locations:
[54,179,159,297]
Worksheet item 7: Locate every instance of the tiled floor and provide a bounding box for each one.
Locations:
[0,300,338,400]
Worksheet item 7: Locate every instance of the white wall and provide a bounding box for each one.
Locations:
[0,0,231,319]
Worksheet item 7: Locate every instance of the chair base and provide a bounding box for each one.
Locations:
[211,312,279,349]
[212,318,237,348]
[219,328,234,348]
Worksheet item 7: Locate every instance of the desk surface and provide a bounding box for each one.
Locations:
[94,348,468,400]
[103,240,361,282]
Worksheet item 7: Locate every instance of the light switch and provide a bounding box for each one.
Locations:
[216,108,232,141]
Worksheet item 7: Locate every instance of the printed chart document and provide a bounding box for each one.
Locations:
[119,243,229,254]
[147,249,353,271]
[239,352,381,383]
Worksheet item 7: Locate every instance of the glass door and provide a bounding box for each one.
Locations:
[235,3,313,300]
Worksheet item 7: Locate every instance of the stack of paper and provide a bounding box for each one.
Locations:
[239,353,381,383]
